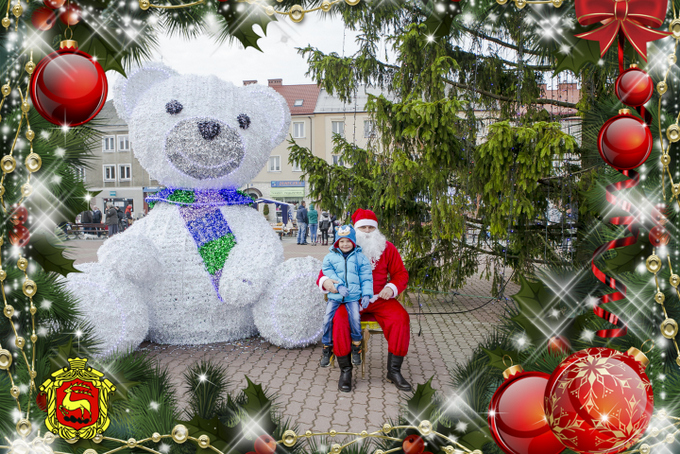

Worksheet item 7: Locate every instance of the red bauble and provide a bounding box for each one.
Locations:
[653,203,668,225]
[254,435,276,454]
[10,204,28,225]
[36,392,48,412]
[30,42,107,127]
[44,0,65,8]
[488,365,564,454]
[649,225,670,246]
[598,111,652,170]
[31,7,57,30]
[402,434,425,454]
[544,347,654,454]
[9,224,30,247]
[58,3,80,25]
[547,336,570,355]
[615,66,653,107]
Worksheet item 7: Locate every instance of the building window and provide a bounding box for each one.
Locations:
[364,120,375,138]
[292,160,302,171]
[74,166,86,182]
[332,155,344,166]
[269,156,281,172]
[294,99,303,107]
[103,165,116,182]
[119,164,131,181]
[293,122,305,139]
[102,136,115,152]
[118,135,130,151]
[332,121,344,138]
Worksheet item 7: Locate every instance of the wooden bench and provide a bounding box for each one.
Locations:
[330,313,383,379]
[67,223,108,239]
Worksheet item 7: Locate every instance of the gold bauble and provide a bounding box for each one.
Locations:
[655,292,665,304]
[16,419,31,438]
[139,0,150,9]
[21,183,32,197]
[496,0,508,4]
[330,443,341,454]
[304,430,312,437]
[12,3,23,18]
[671,274,680,287]
[1,17,10,29]
[25,61,35,75]
[289,5,304,22]
[0,83,9,97]
[515,0,527,8]
[669,54,678,65]
[667,124,680,143]
[197,435,210,449]
[551,0,562,6]
[375,451,384,454]
[0,269,7,281]
[639,443,651,454]
[15,336,25,348]
[171,424,188,444]
[30,369,36,378]
[10,385,20,398]
[662,154,672,166]
[4,305,14,318]
[26,153,41,173]
[1,156,16,173]
[418,420,432,436]
[658,81,668,95]
[651,427,660,437]
[321,0,331,11]
[359,431,368,438]
[661,318,678,339]
[93,433,103,444]
[282,430,297,447]
[344,0,359,5]
[23,280,37,298]
[329,429,337,437]
[127,439,137,448]
[30,334,37,343]
[25,129,35,142]
[21,101,29,113]
[265,6,275,15]
[442,447,455,454]
[471,451,483,454]
[30,306,36,315]
[43,433,56,444]
[671,18,680,38]
[17,257,28,271]
[646,255,661,273]
[83,449,97,454]
[0,348,12,370]
[382,423,392,434]
[151,433,161,443]
[64,438,79,445]
[666,433,675,444]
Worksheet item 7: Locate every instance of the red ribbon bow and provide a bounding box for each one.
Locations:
[575,0,671,61]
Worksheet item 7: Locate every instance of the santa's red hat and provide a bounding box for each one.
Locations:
[352,209,378,229]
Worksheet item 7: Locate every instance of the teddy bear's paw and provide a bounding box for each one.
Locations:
[253,257,325,348]
[63,263,149,357]
[218,271,267,307]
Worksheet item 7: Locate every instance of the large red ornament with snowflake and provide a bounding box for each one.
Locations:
[30,41,107,127]
[544,347,654,454]
[488,364,564,454]
[597,109,652,171]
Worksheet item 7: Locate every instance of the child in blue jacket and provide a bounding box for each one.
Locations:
[320,224,373,368]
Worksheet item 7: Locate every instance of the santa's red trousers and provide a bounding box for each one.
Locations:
[332,297,410,357]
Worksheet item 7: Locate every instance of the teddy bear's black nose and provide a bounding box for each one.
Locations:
[197,121,221,141]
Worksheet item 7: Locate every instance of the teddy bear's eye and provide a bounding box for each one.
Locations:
[166,100,183,115]
[237,113,251,130]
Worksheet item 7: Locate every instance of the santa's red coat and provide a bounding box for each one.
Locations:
[317,241,410,357]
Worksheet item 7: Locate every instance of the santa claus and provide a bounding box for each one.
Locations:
[317,208,411,393]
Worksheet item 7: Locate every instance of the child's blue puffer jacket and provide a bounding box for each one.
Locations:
[322,225,373,302]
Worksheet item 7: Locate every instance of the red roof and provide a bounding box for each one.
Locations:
[268,83,320,116]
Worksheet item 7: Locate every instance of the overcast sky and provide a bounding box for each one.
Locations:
[107,13,364,94]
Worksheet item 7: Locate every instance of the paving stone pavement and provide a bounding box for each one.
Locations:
[66,235,517,434]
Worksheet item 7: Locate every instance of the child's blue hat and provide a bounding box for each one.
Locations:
[333,224,356,249]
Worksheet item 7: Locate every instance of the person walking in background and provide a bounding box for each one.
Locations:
[105,203,118,237]
[319,211,331,246]
[308,204,319,246]
[125,205,133,226]
[91,206,102,237]
[296,201,309,245]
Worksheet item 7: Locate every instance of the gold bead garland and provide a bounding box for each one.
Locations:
[495,0,563,9]
[646,256,680,367]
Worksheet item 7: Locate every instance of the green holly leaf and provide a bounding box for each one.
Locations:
[510,275,559,344]
[603,239,649,274]
[27,231,79,277]
[71,22,126,75]
[179,414,244,454]
[482,346,519,372]
[240,376,276,435]
[553,33,601,75]
[216,3,275,51]
[457,427,494,451]
[405,378,437,422]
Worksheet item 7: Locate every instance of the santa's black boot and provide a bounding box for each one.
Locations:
[336,354,353,392]
[386,353,412,391]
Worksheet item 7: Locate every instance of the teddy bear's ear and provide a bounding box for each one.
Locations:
[113,64,177,122]
[242,85,291,148]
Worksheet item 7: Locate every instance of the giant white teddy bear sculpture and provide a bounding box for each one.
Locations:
[65,65,326,356]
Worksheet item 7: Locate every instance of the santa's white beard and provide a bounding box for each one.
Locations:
[356,229,387,262]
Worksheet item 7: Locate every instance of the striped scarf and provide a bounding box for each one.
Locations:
[146,188,254,301]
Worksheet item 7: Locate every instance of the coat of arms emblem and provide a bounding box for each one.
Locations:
[40,357,116,439]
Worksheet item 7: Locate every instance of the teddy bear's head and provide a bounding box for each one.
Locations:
[113,64,291,189]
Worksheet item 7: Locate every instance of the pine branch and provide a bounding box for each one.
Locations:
[445,79,578,109]
[459,26,544,56]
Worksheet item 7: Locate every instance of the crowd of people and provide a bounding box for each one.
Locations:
[75,203,134,237]
[293,201,339,245]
